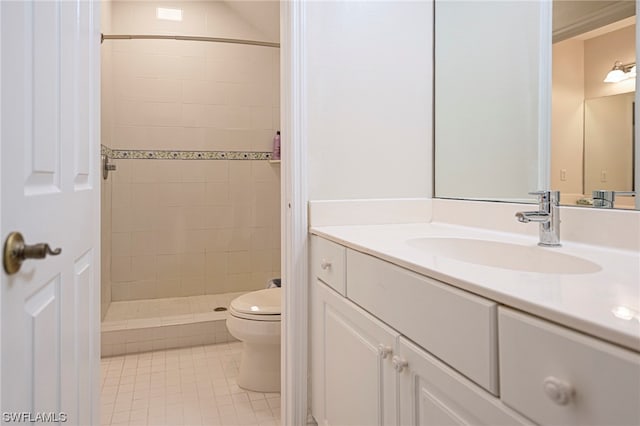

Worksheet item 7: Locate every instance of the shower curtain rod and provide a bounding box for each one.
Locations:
[101,33,279,48]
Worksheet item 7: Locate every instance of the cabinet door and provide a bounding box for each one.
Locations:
[397,337,532,426]
[311,279,399,426]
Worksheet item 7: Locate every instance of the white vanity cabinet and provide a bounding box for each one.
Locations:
[310,235,528,426]
[311,278,399,426]
[310,226,640,426]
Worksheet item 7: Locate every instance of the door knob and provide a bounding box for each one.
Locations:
[3,232,62,275]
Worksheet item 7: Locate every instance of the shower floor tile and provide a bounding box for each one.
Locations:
[100,342,280,426]
[104,292,246,325]
[101,293,247,357]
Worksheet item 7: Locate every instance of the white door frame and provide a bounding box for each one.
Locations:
[280,0,311,424]
[0,1,3,410]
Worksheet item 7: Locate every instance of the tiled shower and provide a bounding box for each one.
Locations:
[100,0,280,357]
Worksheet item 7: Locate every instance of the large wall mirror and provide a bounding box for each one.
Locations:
[434,1,639,210]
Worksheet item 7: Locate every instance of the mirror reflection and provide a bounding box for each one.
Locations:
[551,2,636,209]
[434,1,543,203]
[434,1,639,210]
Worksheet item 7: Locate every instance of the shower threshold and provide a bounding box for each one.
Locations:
[101,292,245,357]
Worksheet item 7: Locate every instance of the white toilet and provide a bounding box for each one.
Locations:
[226,287,281,393]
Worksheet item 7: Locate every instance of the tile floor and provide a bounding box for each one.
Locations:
[101,342,280,426]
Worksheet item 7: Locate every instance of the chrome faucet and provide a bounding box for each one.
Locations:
[592,190,636,209]
[515,191,561,247]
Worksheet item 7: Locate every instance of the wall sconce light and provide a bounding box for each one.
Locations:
[604,61,636,83]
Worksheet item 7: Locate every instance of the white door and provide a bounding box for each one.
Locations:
[0,1,100,425]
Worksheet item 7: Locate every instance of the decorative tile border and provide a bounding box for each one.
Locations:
[101,145,114,158]
[101,145,272,161]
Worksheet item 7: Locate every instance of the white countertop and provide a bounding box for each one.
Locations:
[310,222,640,352]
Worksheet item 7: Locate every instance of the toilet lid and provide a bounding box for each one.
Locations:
[230,288,281,316]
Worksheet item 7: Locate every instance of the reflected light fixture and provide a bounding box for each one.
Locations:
[156,7,183,21]
[604,60,636,83]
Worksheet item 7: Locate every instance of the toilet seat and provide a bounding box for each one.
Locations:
[230,288,281,321]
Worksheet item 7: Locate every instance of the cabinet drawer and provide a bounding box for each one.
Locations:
[499,307,640,425]
[311,236,346,295]
[347,249,499,394]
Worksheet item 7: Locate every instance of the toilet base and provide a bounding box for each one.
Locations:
[237,341,281,393]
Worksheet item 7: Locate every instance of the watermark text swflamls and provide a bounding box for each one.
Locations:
[2,412,68,423]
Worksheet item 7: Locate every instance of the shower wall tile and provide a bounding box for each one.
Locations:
[250,106,274,130]
[228,251,251,274]
[111,283,129,301]
[157,279,180,298]
[108,35,279,153]
[104,20,280,302]
[110,159,280,301]
[130,231,155,256]
[112,232,131,257]
[112,158,133,183]
[182,277,205,296]
[185,229,208,253]
[101,165,113,320]
[250,250,273,273]
[131,255,156,281]
[227,273,252,293]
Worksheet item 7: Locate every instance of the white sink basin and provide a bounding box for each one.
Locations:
[406,237,602,274]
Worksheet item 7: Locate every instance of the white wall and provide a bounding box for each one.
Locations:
[305,1,432,200]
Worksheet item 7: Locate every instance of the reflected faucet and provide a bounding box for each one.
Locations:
[592,190,636,209]
[515,191,561,247]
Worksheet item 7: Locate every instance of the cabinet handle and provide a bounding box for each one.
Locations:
[391,355,408,373]
[542,376,574,406]
[377,344,392,359]
[320,259,332,270]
